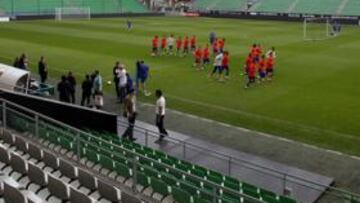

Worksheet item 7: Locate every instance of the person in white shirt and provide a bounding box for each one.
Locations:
[122,89,137,141]
[266,47,276,58]
[167,34,175,55]
[117,65,127,103]
[208,52,224,79]
[155,89,168,143]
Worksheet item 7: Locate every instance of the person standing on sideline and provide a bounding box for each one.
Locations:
[67,71,76,104]
[209,31,216,45]
[38,56,48,83]
[113,61,121,100]
[117,65,127,103]
[126,19,132,31]
[57,75,71,103]
[81,74,92,106]
[122,89,137,141]
[155,89,168,143]
[18,53,29,70]
[167,34,175,55]
[92,70,103,109]
[13,57,19,68]
[136,60,151,96]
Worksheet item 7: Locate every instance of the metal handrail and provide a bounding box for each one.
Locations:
[0,98,265,203]
[116,119,360,200]
[1,98,360,202]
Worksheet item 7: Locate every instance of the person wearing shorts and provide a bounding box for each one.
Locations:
[209,52,224,80]
[152,35,159,56]
[246,60,256,88]
[202,44,210,68]
[183,36,190,56]
[258,55,266,81]
[176,37,182,56]
[266,53,275,81]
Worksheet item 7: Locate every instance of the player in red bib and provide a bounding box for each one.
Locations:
[222,51,230,79]
[183,36,190,56]
[219,38,225,53]
[244,53,252,75]
[151,35,159,56]
[266,53,275,81]
[176,36,182,56]
[251,44,257,60]
[245,59,257,88]
[190,35,197,52]
[193,46,203,70]
[160,35,167,55]
[255,44,262,62]
[258,55,266,82]
[212,38,219,55]
[202,44,210,69]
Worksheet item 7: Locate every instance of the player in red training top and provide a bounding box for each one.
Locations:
[222,51,230,79]
[183,36,190,56]
[245,59,257,88]
[151,35,159,56]
[255,44,262,62]
[219,38,225,53]
[202,44,210,68]
[212,38,219,55]
[266,53,275,81]
[190,35,197,52]
[160,35,167,55]
[193,46,203,70]
[244,53,252,75]
[176,37,182,56]
[258,55,266,82]
[250,44,257,60]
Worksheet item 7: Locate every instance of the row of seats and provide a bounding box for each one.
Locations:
[0,129,142,203]
[0,0,147,15]
[192,0,360,15]
[6,115,299,203]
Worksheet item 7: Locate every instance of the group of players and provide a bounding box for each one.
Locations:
[151,34,276,88]
[244,44,276,88]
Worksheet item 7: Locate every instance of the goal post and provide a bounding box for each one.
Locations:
[303,17,334,41]
[55,7,91,21]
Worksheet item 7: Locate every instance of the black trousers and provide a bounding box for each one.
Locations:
[122,113,136,139]
[40,73,47,83]
[156,115,168,138]
[81,92,91,106]
[69,90,75,104]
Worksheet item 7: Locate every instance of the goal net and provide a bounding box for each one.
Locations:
[303,17,334,41]
[55,7,91,21]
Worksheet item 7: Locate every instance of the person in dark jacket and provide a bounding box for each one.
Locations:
[13,57,19,68]
[38,56,48,83]
[81,74,92,106]
[18,53,28,70]
[113,61,121,99]
[57,75,71,103]
[67,71,76,104]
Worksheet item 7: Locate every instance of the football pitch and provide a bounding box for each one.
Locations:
[0,17,359,156]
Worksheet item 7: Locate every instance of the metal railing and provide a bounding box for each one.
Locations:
[116,120,360,203]
[1,97,359,203]
[0,98,266,203]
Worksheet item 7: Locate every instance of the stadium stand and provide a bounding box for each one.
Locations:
[291,0,343,15]
[341,0,360,16]
[0,0,147,16]
[192,0,360,16]
[192,0,246,11]
[251,0,295,13]
[0,99,301,203]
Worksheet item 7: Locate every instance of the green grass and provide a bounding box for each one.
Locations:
[0,17,359,156]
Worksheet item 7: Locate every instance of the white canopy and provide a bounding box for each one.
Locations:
[0,63,31,92]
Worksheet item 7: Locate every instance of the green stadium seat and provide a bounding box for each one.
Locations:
[260,189,278,203]
[160,173,177,186]
[85,149,99,164]
[99,154,114,170]
[114,161,132,180]
[193,195,211,203]
[191,168,207,178]
[150,177,169,196]
[136,172,150,188]
[242,182,260,199]
[279,196,297,203]
[172,187,192,203]
[180,182,198,195]
[142,165,158,177]
[207,174,223,185]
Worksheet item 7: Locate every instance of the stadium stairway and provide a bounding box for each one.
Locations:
[0,102,307,203]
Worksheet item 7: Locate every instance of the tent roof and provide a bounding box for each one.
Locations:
[0,63,30,91]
